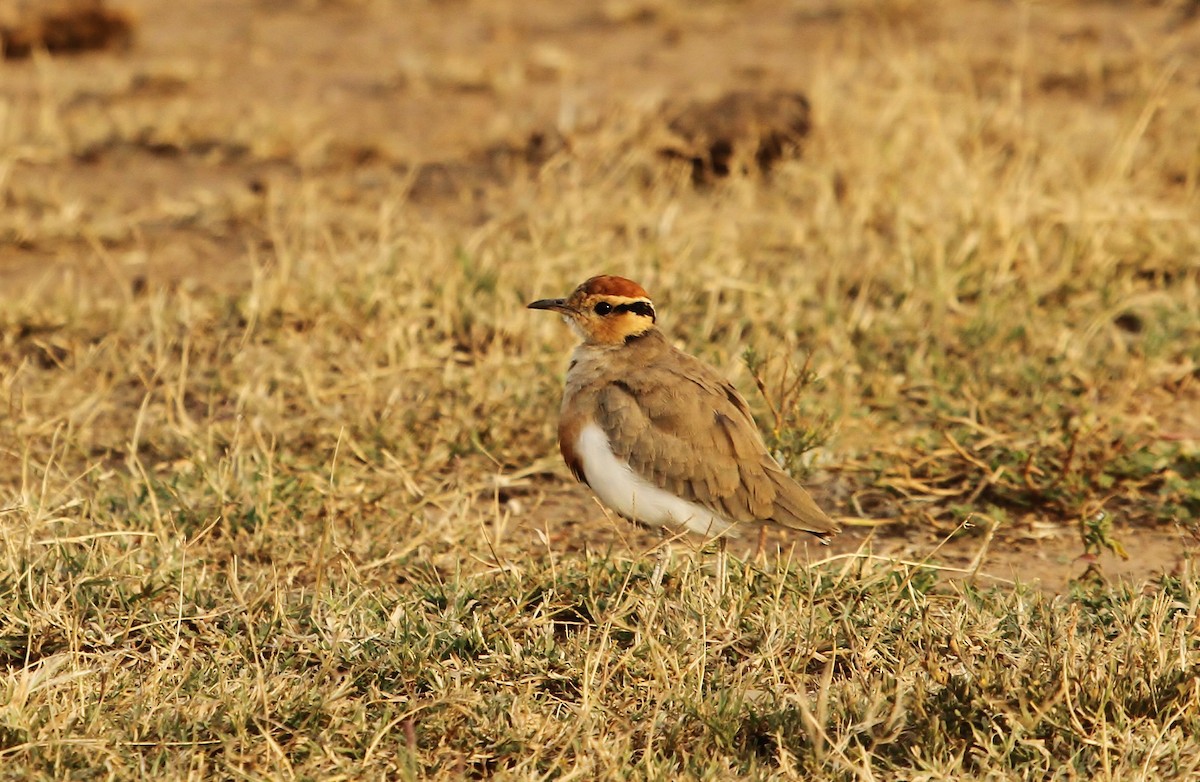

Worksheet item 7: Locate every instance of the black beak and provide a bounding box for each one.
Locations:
[527,298,569,312]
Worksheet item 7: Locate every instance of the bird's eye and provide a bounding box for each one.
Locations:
[593,302,613,316]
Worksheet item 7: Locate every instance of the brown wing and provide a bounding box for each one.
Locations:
[594,354,839,539]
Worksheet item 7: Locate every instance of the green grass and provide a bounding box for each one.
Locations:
[3,0,1200,778]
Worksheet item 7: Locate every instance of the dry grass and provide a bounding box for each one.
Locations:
[3,539,1199,778]
[2,0,1200,778]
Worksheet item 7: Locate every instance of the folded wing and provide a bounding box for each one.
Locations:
[594,357,838,539]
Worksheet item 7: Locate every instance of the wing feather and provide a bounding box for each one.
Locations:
[594,352,838,538]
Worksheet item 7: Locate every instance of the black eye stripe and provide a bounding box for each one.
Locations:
[614,301,656,321]
[593,299,656,321]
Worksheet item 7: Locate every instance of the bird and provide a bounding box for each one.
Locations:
[528,274,839,548]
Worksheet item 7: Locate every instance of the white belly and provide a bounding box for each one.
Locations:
[575,423,737,537]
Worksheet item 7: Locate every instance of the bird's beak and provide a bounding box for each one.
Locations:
[527,298,570,312]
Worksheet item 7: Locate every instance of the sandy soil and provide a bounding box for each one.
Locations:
[491,480,1197,594]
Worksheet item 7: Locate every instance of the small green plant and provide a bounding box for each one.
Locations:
[742,347,832,476]
[1078,507,1130,561]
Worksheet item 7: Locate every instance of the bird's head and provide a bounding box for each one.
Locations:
[528,275,657,346]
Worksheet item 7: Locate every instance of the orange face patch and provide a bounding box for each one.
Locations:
[578,275,650,300]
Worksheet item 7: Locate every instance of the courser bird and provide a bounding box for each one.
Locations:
[529,275,839,546]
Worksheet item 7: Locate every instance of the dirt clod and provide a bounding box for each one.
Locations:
[660,90,812,183]
[1,0,134,60]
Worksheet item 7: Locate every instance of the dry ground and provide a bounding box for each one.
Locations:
[2,0,1200,778]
